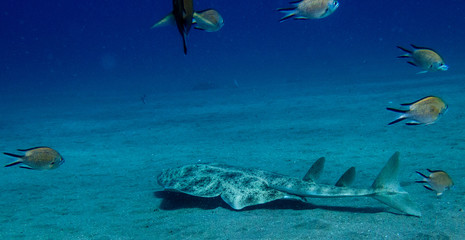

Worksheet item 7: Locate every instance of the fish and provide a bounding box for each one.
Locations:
[397,44,448,73]
[416,169,454,196]
[277,0,339,22]
[4,146,64,170]
[157,152,421,217]
[193,9,224,32]
[152,0,194,54]
[386,96,448,125]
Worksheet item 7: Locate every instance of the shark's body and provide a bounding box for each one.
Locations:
[157,152,421,216]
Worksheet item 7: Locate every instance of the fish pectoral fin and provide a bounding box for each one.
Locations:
[19,166,34,170]
[416,70,428,74]
[194,26,206,31]
[405,121,422,126]
[4,160,23,167]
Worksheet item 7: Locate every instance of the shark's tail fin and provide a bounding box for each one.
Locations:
[371,152,421,217]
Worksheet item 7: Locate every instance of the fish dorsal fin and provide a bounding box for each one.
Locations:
[427,169,443,173]
[17,146,50,151]
[303,157,325,182]
[335,167,356,187]
[400,96,435,106]
[410,44,436,52]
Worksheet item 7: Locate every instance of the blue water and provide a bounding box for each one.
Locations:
[2,0,464,94]
[2,1,465,239]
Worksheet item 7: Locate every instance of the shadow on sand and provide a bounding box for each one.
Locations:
[154,191,387,214]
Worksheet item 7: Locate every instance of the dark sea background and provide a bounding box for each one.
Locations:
[2,0,464,95]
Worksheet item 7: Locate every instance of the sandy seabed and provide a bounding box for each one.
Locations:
[0,74,464,239]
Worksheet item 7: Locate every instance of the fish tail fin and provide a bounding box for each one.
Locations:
[387,117,407,125]
[415,171,428,179]
[4,160,23,168]
[397,46,412,54]
[182,33,188,55]
[386,108,408,125]
[151,13,175,28]
[371,152,421,217]
[4,152,24,167]
[3,152,23,158]
[386,107,408,113]
[277,8,296,22]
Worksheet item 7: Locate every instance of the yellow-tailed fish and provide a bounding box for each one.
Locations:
[193,9,224,32]
[152,0,194,54]
[386,96,448,125]
[278,0,339,22]
[397,44,448,74]
[4,146,64,170]
[416,169,454,196]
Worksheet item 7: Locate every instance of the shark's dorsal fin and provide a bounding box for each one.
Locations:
[303,157,325,182]
[335,167,356,187]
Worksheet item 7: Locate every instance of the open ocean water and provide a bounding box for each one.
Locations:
[1,0,465,239]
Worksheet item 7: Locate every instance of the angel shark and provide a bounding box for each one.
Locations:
[157,152,421,217]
